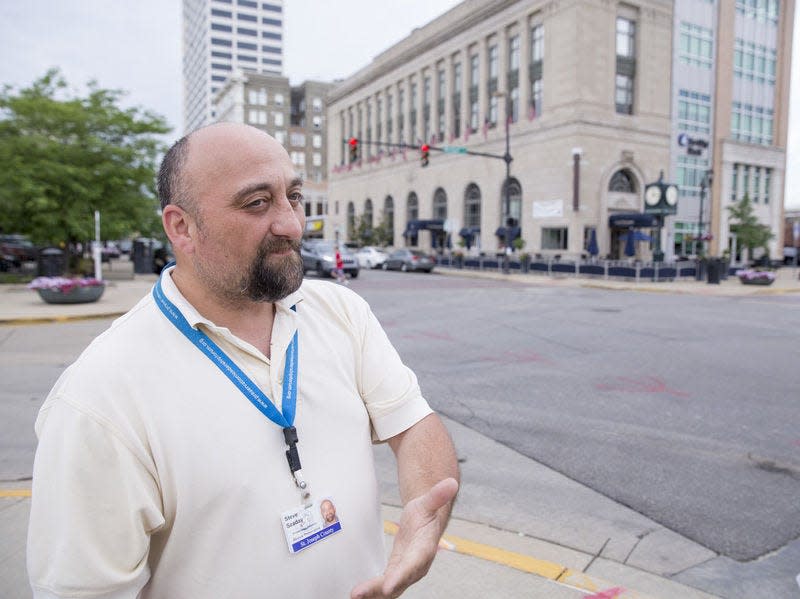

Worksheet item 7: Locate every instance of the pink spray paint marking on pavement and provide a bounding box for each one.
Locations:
[583,587,626,599]
[480,349,554,365]
[595,375,689,398]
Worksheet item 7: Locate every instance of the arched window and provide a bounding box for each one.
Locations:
[364,198,373,228]
[347,202,356,241]
[501,178,522,225]
[609,169,637,193]
[407,192,419,222]
[433,188,447,220]
[384,196,394,246]
[464,183,481,228]
[406,192,419,247]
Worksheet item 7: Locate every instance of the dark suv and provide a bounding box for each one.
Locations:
[0,234,38,269]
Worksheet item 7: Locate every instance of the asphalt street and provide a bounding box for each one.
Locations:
[350,270,800,563]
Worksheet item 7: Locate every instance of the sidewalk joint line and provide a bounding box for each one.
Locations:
[583,537,610,573]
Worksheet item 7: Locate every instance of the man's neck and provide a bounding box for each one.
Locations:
[170,268,276,357]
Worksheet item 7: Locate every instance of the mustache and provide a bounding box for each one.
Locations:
[260,237,302,254]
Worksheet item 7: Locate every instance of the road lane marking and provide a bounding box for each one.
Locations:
[0,489,31,498]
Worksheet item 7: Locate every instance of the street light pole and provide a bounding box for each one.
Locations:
[493,90,514,273]
[696,169,713,257]
[503,107,512,273]
[697,177,706,257]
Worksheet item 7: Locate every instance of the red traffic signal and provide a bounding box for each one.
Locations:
[348,137,359,163]
[420,144,430,167]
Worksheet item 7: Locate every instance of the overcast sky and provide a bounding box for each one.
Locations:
[0,0,797,208]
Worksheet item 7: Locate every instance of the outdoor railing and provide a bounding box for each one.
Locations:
[437,256,739,282]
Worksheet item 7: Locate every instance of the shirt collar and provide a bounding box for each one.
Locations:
[159,265,304,357]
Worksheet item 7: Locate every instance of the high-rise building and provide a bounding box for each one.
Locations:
[670,0,793,260]
[326,0,795,263]
[182,0,284,133]
[214,71,335,237]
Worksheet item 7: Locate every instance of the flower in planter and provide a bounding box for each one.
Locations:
[736,269,775,282]
[27,276,104,293]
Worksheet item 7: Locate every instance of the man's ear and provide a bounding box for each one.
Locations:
[162,204,195,255]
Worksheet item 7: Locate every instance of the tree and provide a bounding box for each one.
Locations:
[0,70,170,247]
[353,216,393,247]
[727,194,774,263]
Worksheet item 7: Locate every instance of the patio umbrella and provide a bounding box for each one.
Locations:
[587,229,599,256]
[624,228,636,257]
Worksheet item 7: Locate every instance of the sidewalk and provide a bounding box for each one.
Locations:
[3,267,798,598]
[2,264,797,325]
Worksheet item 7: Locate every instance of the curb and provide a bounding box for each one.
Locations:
[0,312,127,326]
[383,520,652,598]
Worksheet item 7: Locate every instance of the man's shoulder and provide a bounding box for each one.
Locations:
[299,278,367,308]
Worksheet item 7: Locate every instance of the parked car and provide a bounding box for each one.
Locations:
[100,242,121,262]
[382,249,436,273]
[783,246,798,265]
[301,240,360,278]
[0,234,38,267]
[355,246,388,269]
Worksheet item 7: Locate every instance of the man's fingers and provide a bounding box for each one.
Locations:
[419,477,459,515]
[351,575,384,599]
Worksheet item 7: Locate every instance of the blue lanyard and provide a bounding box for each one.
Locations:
[151,275,299,430]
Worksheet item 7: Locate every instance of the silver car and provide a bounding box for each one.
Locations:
[301,241,360,278]
[382,249,435,273]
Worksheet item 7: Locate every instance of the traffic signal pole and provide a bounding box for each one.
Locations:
[341,139,510,162]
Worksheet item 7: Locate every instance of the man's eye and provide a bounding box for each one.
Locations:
[289,193,304,205]
[246,198,267,208]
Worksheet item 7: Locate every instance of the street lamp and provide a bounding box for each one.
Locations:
[493,91,514,273]
[697,169,713,256]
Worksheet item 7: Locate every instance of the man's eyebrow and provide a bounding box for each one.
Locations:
[230,177,303,205]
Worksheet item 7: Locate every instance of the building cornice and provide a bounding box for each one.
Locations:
[328,0,520,102]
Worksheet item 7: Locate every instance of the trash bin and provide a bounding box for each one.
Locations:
[706,258,721,285]
[132,239,153,274]
[37,247,66,277]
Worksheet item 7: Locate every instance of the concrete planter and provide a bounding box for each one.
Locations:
[37,283,106,304]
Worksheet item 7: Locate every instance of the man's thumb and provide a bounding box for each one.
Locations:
[420,478,459,514]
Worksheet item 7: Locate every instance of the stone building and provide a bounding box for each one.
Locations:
[325,0,795,262]
[214,71,334,236]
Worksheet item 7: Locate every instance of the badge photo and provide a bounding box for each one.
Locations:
[281,497,342,554]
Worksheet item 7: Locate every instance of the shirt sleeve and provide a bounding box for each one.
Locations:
[357,307,433,441]
[28,396,164,598]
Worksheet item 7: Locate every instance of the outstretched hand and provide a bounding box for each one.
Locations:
[351,477,459,599]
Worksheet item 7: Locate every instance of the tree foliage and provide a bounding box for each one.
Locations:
[353,216,393,247]
[0,70,170,245]
[727,194,773,261]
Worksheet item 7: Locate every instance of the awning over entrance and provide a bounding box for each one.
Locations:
[403,219,445,237]
[608,213,657,228]
[459,226,480,238]
[494,226,521,240]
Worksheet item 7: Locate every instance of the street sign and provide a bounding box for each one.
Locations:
[442,146,468,154]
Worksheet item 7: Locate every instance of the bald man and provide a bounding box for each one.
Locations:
[28,123,459,599]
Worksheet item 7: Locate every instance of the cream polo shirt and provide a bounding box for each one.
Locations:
[28,268,432,599]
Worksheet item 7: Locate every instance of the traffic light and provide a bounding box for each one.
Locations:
[420,144,430,167]
[348,137,359,163]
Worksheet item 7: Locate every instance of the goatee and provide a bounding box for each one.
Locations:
[243,237,304,302]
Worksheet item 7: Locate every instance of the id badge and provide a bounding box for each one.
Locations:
[281,497,342,553]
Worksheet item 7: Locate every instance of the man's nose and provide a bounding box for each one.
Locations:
[270,196,304,238]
